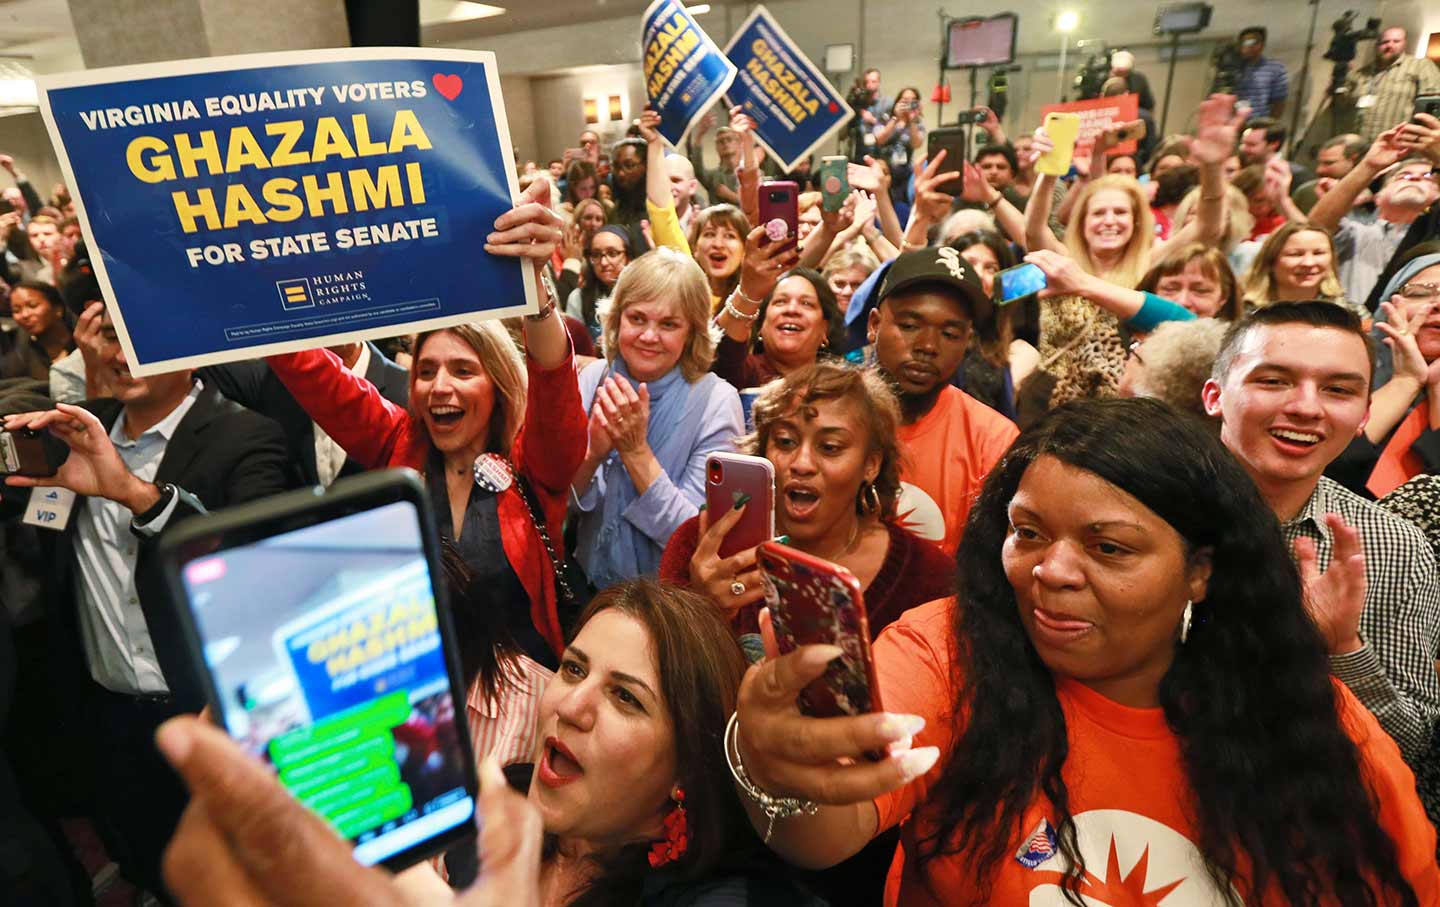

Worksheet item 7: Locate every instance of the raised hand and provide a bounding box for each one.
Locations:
[1294,514,1366,655]
[486,178,565,281]
[638,107,663,145]
[1191,94,1246,165]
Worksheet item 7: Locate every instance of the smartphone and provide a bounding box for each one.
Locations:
[994,262,1047,306]
[953,108,988,126]
[819,156,849,213]
[1036,112,1081,177]
[1415,95,1440,122]
[158,470,478,871]
[705,453,775,558]
[758,180,799,250]
[0,428,69,477]
[757,542,883,729]
[0,195,14,216]
[926,126,968,196]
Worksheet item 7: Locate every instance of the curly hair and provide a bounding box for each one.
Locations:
[920,397,1418,907]
[742,361,904,519]
[1126,318,1230,423]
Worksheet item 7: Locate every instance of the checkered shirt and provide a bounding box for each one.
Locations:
[1281,476,1440,765]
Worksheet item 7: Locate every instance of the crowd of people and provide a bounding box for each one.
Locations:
[3,18,1440,907]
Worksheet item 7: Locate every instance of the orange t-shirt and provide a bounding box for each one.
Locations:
[894,386,1018,555]
[871,599,1440,907]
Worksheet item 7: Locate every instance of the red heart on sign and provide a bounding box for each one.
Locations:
[827,101,840,113]
[433,73,463,100]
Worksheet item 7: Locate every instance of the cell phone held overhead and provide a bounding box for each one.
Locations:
[157,470,478,871]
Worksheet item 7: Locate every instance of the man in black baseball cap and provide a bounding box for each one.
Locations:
[866,248,1017,553]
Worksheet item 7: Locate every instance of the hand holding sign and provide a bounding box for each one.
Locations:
[486,179,564,284]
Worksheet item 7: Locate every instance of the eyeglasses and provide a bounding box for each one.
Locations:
[1400,282,1440,301]
[1125,340,1145,365]
[588,249,627,263]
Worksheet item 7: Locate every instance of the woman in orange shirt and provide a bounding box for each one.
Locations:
[731,397,1438,906]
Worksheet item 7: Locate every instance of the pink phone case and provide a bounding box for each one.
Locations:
[705,454,775,559]
[757,180,799,250]
[757,542,882,720]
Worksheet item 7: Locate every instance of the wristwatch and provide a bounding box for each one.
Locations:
[135,482,177,524]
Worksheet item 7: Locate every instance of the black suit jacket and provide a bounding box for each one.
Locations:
[199,341,408,487]
[39,386,297,712]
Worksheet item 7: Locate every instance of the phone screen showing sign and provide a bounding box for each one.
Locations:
[179,501,472,866]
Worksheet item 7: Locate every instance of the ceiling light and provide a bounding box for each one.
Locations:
[1055,10,1080,33]
[419,1,506,25]
[687,5,712,15]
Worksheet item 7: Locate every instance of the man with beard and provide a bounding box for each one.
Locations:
[1345,27,1440,145]
[865,248,1018,555]
[1308,123,1440,306]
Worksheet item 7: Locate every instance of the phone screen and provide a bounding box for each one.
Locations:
[176,499,474,866]
[997,262,1046,304]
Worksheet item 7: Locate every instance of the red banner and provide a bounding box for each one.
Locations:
[1039,94,1140,159]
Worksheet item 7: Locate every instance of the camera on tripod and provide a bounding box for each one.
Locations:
[1325,11,1381,65]
[1073,43,1111,100]
[1210,42,1246,95]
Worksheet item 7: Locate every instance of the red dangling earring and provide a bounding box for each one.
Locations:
[648,787,689,868]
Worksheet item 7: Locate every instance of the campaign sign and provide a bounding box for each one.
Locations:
[642,0,736,148]
[1039,94,1142,161]
[37,48,532,376]
[723,6,852,172]
[274,558,444,721]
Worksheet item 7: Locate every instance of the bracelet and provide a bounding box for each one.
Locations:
[723,292,760,322]
[724,712,819,843]
[525,273,559,322]
[733,285,764,307]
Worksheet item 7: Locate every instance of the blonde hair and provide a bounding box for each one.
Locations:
[822,243,880,279]
[1172,184,1253,253]
[602,247,716,382]
[1241,223,1344,307]
[1063,175,1154,289]
[411,323,527,456]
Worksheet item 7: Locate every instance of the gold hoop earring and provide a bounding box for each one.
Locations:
[857,481,882,516]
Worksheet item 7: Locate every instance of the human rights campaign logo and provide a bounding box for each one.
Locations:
[276,278,315,311]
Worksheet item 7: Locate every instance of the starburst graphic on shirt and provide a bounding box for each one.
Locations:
[1031,836,1185,906]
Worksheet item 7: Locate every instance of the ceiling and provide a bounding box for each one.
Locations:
[0,0,667,74]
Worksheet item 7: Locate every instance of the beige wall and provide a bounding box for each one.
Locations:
[2,112,68,207]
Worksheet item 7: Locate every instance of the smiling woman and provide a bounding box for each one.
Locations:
[265,179,585,670]
[731,398,1438,906]
[571,247,744,589]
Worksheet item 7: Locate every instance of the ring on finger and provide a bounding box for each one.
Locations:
[730,579,746,596]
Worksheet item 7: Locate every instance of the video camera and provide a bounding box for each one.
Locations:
[1073,44,1111,101]
[1324,11,1381,65]
[1210,42,1246,95]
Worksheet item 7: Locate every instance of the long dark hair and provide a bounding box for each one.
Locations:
[578,226,632,332]
[436,539,521,705]
[922,398,1417,906]
[563,579,756,907]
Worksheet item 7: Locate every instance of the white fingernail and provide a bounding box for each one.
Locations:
[879,713,926,740]
[897,746,940,781]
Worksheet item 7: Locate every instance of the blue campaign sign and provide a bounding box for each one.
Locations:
[723,6,852,172]
[37,49,533,376]
[642,0,736,148]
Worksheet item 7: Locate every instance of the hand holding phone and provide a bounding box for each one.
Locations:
[705,453,775,558]
[757,543,881,726]
[819,156,850,212]
[0,427,70,477]
[994,262,1048,306]
[159,471,479,871]
[757,180,799,250]
[1035,113,1081,177]
[926,128,968,196]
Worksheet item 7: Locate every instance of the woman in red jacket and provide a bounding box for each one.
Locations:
[268,181,586,668]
